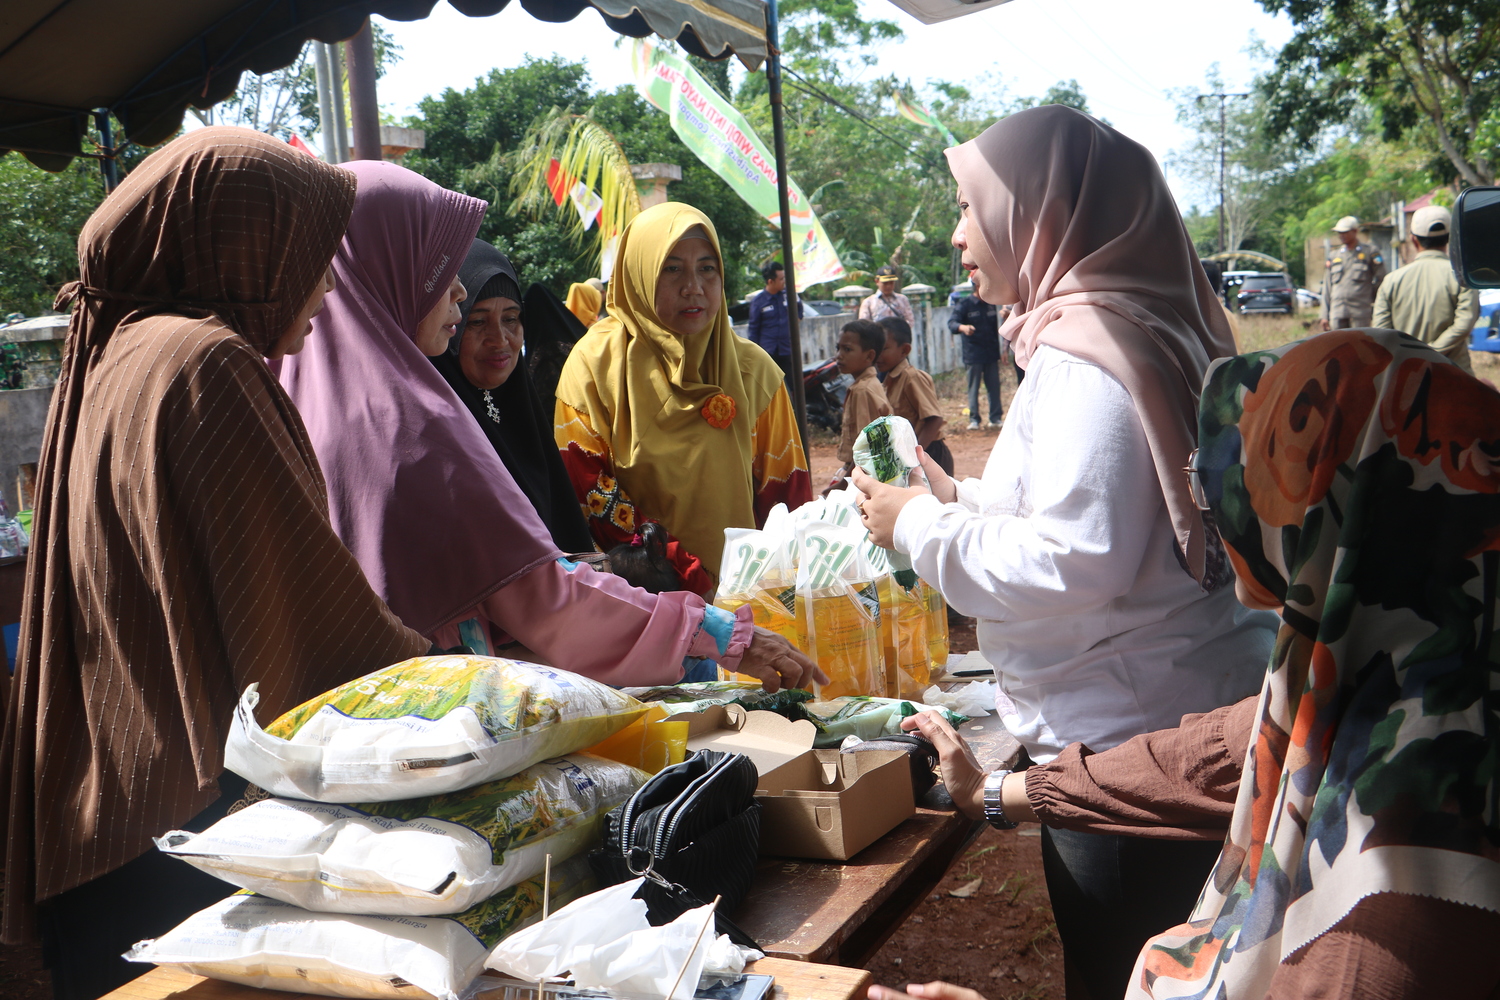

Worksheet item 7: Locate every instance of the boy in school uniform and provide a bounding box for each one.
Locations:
[875,316,954,476]
[824,318,892,495]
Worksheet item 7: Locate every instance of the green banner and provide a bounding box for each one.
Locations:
[631,39,845,288]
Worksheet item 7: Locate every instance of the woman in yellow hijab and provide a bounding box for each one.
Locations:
[564,279,602,327]
[556,203,811,593]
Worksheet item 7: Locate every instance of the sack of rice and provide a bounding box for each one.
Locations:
[125,859,592,1000]
[715,506,802,683]
[156,754,645,915]
[225,656,647,802]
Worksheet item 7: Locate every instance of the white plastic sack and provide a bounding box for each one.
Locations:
[225,656,646,802]
[157,754,644,914]
[486,879,762,1000]
[127,861,592,1000]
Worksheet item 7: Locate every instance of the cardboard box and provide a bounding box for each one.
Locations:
[681,705,916,861]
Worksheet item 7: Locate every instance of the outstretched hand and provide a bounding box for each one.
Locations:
[737,627,827,692]
[870,982,989,1000]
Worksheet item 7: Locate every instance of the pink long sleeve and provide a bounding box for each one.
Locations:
[474,561,746,687]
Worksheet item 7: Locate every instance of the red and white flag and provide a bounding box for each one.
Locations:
[546,158,604,231]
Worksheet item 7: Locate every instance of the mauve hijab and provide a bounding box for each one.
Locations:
[278,161,558,636]
[945,105,1235,584]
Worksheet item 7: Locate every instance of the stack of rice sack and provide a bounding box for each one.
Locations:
[714,416,949,700]
[127,655,653,1000]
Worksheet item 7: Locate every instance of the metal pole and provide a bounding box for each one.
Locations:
[93,109,120,192]
[1217,97,1227,254]
[313,42,339,162]
[329,44,351,163]
[344,19,381,161]
[765,0,809,449]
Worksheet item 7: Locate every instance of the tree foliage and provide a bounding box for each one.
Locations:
[402,57,763,299]
[0,156,104,315]
[1258,0,1500,185]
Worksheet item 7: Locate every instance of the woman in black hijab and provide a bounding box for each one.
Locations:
[432,241,594,552]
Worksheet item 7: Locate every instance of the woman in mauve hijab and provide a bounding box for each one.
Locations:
[277,162,820,692]
[854,105,1277,997]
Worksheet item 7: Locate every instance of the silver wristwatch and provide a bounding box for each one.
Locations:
[982,769,1018,830]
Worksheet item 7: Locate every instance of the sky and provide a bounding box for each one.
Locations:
[371,0,1297,209]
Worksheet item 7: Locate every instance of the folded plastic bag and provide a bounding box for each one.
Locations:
[126,860,592,1000]
[486,879,762,1000]
[852,415,928,588]
[921,681,996,718]
[803,695,966,747]
[225,656,647,802]
[157,754,645,914]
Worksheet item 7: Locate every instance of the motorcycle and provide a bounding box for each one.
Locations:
[802,356,851,433]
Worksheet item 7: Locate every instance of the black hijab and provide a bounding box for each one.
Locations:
[432,241,594,553]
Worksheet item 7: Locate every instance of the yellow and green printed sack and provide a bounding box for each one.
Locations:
[225,656,647,802]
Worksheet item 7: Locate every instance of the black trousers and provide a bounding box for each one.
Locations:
[38,773,249,1000]
[770,352,796,399]
[1040,825,1224,1000]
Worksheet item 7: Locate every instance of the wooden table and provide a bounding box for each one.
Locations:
[104,959,871,1000]
[732,704,1020,967]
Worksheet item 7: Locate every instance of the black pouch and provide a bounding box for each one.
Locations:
[840,732,940,797]
[590,749,762,949]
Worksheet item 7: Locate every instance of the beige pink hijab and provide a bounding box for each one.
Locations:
[945,104,1234,583]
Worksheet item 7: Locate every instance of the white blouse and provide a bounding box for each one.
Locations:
[893,344,1274,762]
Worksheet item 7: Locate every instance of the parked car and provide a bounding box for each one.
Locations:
[1236,272,1296,315]
[1296,288,1321,310]
[729,296,844,323]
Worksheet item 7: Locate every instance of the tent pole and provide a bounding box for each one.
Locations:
[93,109,119,192]
[764,0,809,450]
[344,19,381,161]
[313,42,339,162]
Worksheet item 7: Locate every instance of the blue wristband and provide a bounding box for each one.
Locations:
[700,604,737,657]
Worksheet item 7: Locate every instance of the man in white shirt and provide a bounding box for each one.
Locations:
[859,265,915,325]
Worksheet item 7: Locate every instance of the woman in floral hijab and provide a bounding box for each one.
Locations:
[896,329,1500,999]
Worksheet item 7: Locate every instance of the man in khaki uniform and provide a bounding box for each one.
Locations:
[1373,205,1480,373]
[1320,215,1387,330]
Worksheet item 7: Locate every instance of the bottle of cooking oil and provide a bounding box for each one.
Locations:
[924,584,950,673]
[803,582,883,699]
[878,575,931,699]
[714,581,803,684]
[797,523,885,699]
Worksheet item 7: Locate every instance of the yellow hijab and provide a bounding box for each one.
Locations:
[564,281,601,327]
[557,203,782,578]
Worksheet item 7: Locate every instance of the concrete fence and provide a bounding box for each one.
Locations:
[736,302,963,376]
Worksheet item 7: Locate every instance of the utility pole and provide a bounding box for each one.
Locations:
[1196,92,1248,254]
[344,19,382,161]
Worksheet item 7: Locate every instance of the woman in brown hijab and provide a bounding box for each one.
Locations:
[0,128,429,1000]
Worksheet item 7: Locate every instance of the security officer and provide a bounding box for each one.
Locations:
[1372,205,1479,372]
[1320,215,1387,330]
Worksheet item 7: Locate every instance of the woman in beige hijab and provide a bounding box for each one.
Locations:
[854,105,1277,998]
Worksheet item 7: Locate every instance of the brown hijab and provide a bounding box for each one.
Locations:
[945,105,1235,583]
[0,128,428,943]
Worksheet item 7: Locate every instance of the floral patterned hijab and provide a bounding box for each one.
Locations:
[1133,330,1500,997]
